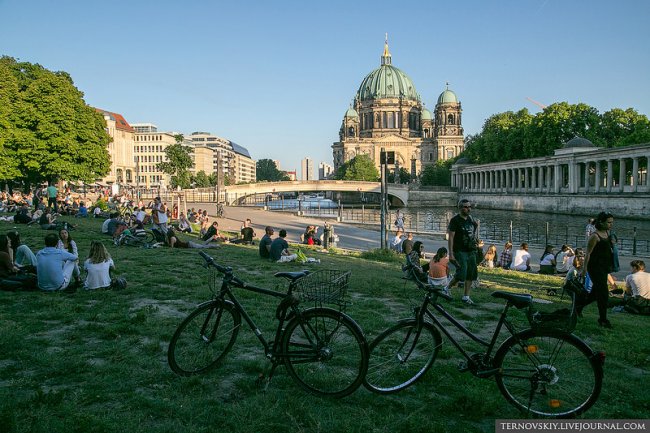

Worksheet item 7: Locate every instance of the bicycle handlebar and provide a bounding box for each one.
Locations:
[198,252,247,287]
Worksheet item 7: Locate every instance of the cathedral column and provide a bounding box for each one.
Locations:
[554,164,562,194]
[583,162,590,193]
[594,161,602,193]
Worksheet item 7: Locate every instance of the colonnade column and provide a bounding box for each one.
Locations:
[606,160,613,193]
[619,158,626,192]
[632,157,639,192]
[594,161,601,193]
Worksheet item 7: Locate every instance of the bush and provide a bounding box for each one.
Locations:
[359,248,403,263]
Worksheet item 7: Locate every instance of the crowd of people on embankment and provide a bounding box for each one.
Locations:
[1,186,648,325]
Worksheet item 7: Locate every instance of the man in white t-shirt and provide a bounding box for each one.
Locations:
[625,260,650,300]
[510,243,532,272]
[620,260,650,315]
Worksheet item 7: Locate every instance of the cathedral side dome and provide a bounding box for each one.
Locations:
[344,107,359,118]
[437,88,458,104]
[421,108,433,121]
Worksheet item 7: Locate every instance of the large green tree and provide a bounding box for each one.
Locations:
[0,56,112,186]
[157,134,194,189]
[462,102,650,164]
[191,170,211,188]
[420,159,454,186]
[256,159,289,181]
[334,154,379,181]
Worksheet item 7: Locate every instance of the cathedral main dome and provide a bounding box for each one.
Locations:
[356,40,420,102]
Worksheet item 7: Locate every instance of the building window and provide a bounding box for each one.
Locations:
[448,114,455,125]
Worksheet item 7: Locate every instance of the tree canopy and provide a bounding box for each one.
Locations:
[463,102,650,164]
[157,134,194,189]
[0,56,112,185]
[334,154,379,181]
[420,159,454,186]
[256,159,289,182]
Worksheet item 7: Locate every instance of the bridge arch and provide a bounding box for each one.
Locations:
[223,180,408,207]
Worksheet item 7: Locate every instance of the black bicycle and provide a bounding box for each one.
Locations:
[363,268,605,418]
[167,252,369,398]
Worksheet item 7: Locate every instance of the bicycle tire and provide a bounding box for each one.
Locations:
[494,329,603,418]
[282,307,368,398]
[363,319,442,394]
[168,300,241,376]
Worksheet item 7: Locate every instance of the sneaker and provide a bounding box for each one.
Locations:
[461,296,474,305]
[442,286,452,297]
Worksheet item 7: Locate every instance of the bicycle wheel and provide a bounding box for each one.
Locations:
[494,329,603,418]
[363,319,442,394]
[168,300,241,376]
[282,308,368,398]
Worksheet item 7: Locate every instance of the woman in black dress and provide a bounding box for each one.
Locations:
[581,212,614,328]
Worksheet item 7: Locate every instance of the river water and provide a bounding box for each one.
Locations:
[261,201,650,256]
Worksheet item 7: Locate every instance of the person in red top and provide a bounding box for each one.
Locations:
[428,247,451,291]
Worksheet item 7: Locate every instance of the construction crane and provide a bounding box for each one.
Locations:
[526,97,547,109]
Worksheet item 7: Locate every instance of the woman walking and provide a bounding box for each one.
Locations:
[580,212,615,328]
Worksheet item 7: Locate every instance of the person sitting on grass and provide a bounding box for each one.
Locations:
[83,241,115,290]
[202,221,227,244]
[57,227,81,284]
[554,244,575,275]
[232,219,256,244]
[269,229,297,263]
[621,260,650,315]
[75,201,88,218]
[405,241,428,282]
[167,228,220,249]
[176,213,193,233]
[481,244,498,268]
[510,243,532,272]
[7,231,37,273]
[498,241,513,269]
[428,247,451,288]
[539,244,556,275]
[259,226,274,259]
[36,233,78,291]
[39,208,58,230]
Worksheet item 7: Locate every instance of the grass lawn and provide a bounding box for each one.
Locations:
[1,216,648,433]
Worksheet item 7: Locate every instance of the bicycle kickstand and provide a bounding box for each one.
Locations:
[255,362,280,392]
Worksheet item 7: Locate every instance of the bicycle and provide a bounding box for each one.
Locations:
[167,252,369,398]
[363,267,605,418]
[114,230,156,247]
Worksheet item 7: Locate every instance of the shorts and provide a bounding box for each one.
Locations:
[453,250,478,282]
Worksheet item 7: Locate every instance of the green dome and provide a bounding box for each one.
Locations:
[344,107,359,118]
[357,64,420,102]
[421,108,433,121]
[437,89,458,104]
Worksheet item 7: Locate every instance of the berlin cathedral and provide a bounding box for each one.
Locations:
[332,38,464,177]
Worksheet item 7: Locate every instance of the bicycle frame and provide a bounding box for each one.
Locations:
[417,291,519,373]
[214,275,302,362]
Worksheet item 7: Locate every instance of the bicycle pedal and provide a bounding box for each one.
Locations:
[457,361,469,373]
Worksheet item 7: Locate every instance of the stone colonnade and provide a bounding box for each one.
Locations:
[451,143,650,195]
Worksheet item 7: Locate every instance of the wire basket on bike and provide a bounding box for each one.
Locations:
[293,269,351,308]
[527,280,579,332]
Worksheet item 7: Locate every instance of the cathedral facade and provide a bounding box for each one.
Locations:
[332,39,464,177]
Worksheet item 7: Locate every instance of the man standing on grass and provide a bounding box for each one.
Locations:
[446,199,479,305]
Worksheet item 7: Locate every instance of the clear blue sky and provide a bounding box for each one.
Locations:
[2,0,649,174]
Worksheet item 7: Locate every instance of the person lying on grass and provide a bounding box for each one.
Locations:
[167,228,220,249]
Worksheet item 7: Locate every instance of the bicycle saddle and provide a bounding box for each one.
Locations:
[274,271,310,281]
[491,291,532,309]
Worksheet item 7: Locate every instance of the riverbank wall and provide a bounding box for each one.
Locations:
[407,190,650,220]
